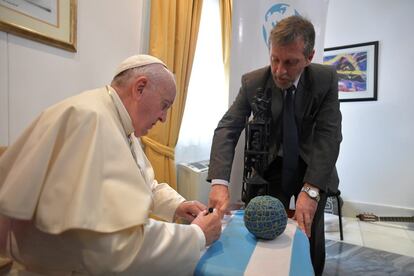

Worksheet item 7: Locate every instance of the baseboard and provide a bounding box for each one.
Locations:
[230,199,414,218]
[342,200,414,217]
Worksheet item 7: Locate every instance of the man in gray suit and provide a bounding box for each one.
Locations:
[207,16,342,275]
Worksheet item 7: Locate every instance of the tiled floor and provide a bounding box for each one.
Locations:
[324,213,414,275]
[324,213,414,257]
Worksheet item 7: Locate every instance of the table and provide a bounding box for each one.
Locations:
[195,210,314,276]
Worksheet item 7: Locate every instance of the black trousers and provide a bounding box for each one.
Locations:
[264,157,327,276]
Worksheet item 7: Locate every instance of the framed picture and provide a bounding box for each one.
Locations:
[0,0,77,52]
[323,41,378,102]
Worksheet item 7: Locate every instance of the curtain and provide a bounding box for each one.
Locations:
[219,0,232,94]
[142,0,203,190]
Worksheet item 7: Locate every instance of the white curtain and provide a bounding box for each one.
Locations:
[175,0,228,164]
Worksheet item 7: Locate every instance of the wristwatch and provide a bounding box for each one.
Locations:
[301,186,320,202]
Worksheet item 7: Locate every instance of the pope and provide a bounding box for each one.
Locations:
[0,55,222,275]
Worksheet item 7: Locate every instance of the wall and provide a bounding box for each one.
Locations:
[326,0,414,214]
[0,31,7,145]
[227,1,330,206]
[0,0,149,145]
[226,0,414,215]
[2,0,413,215]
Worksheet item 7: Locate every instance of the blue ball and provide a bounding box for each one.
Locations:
[244,195,288,240]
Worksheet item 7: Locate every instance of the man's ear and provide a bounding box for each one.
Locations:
[306,49,315,66]
[132,76,148,100]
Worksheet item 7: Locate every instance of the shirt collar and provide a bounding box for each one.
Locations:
[106,85,135,136]
[292,73,301,89]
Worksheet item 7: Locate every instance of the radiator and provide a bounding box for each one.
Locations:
[177,160,210,205]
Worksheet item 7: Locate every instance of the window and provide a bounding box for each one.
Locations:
[175,0,228,164]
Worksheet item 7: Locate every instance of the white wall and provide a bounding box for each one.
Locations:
[326,0,414,212]
[2,0,412,213]
[0,31,7,146]
[226,0,414,214]
[226,1,330,205]
[0,0,149,144]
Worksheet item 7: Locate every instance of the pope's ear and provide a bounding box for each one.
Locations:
[133,76,148,99]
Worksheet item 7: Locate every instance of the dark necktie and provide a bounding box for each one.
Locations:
[282,86,299,193]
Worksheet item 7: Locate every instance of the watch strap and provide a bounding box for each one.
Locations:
[301,186,320,202]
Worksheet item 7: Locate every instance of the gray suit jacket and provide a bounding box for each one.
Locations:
[208,63,342,193]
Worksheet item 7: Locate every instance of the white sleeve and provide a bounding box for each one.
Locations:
[151,181,186,222]
[190,223,207,250]
[212,179,229,186]
[77,219,204,276]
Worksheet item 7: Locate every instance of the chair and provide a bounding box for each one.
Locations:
[327,189,344,241]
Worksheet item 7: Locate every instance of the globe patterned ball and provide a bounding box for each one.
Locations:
[244,195,288,240]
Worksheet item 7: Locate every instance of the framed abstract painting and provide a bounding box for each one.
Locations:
[324,41,378,102]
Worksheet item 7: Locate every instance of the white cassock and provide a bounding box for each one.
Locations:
[0,86,205,275]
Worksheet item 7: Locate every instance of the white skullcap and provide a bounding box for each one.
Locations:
[114,54,167,77]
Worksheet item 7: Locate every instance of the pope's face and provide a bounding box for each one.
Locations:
[134,80,176,137]
[270,38,314,89]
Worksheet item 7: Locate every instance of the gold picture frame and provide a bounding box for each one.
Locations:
[0,0,77,52]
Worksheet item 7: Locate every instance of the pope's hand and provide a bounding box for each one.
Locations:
[174,200,206,222]
[191,209,222,246]
[208,184,230,218]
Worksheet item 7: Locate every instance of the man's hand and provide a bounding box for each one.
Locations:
[174,200,206,223]
[191,209,222,246]
[294,190,318,237]
[208,184,230,217]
